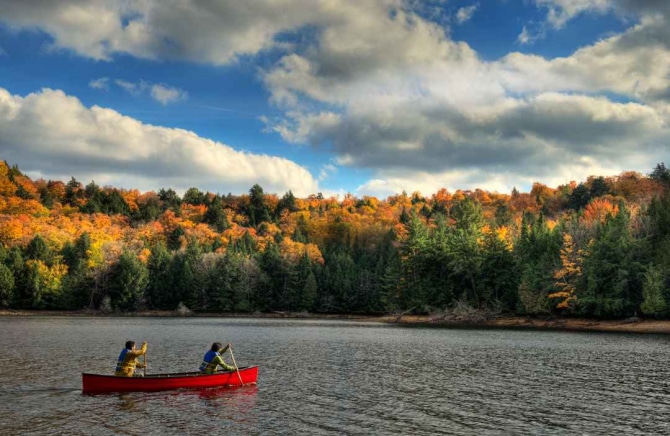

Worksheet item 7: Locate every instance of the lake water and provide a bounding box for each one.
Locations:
[0,317,669,435]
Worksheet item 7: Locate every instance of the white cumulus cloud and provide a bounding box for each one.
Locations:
[111,79,187,104]
[150,84,187,105]
[88,77,110,90]
[0,87,318,196]
[535,0,612,29]
[456,5,478,24]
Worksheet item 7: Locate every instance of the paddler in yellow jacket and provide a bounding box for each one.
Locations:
[115,340,147,377]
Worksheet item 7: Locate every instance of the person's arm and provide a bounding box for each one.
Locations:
[213,354,235,371]
[128,342,148,358]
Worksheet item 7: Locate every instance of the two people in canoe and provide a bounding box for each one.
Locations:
[115,340,147,377]
[114,340,236,377]
[200,342,236,374]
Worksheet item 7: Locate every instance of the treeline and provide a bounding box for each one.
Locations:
[1,160,670,319]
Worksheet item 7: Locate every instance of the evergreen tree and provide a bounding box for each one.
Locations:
[647,193,670,251]
[25,235,54,266]
[167,226,185,251]
[108,251,149,311]
[422,214,453,308]
[181,240,203,310]
[60,232,93,309]
[65,177,83,206]
[650,162,670,187]
[37,184,55,208]
[247,184,271,227]
[399,207,410,224]
[204,196,230,232]
[257,243,282,310]
[445,225,483,307]
[84,180,100,199]
[158,188,182,213]
[480,232,519,311]
[589,176,610,198]
[167,253,192,309]
[8,163,23,178]
[146,242,173,309]
[275,190,297,217]
[237,231,258,256]
[515,212,561,315]
[293,227,308,243]
[495,204,513,227]
[318,248,356,312]
[568,183,591,210]
[81,181,103,213]
[135,195,162,222]
[183,187,207,205]
[5,248,27,308]
[640,265,667,317]
[301,270,318,312]
[104,189,131,215]
[578,204,645,318]
[450,197,485,232]
[0,264,15,308]
[443,200,486,307]
[259,242,297,311]
[398,212,429,310]
[207,253,235,311]
[371,230,399,312]
[234,256,261,312]
[15,184,33,200]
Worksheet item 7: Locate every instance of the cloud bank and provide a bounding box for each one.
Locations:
[1,0,669,197]
[259,0,670,193]
[0,87,318,196]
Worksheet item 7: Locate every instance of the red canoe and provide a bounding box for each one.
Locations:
[82,366,258,394]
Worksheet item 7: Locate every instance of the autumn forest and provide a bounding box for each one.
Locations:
[1,159,670,319]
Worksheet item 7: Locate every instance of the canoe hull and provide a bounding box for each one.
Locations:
[82,366,258,394]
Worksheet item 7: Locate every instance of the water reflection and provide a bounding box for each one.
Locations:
[118,393,137,411]
[197,384,258,402]
[196,385,259,427]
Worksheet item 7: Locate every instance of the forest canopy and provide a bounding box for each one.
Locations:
[1,159,669,320]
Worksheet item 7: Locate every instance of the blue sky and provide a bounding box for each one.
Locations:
[0,0,668,198]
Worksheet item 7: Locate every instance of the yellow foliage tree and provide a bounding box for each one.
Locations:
[0,197,49,216]
[25,259,68,307]
[0,161,17,197]
[279,237,324,265]
[548,234,583,309]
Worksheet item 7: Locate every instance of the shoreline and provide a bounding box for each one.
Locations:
[2,309,670,334]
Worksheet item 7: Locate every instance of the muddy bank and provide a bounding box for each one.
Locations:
[2,309,670,334]
[381,314,670,334]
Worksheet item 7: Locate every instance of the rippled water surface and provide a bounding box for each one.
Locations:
[1,317,670,435]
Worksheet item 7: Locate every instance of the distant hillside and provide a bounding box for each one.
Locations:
[1,159,669,320]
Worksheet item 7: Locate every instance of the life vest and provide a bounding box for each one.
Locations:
[116,348,130,372]
[200,350,219,373]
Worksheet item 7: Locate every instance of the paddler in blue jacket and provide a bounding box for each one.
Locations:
[115,340,147,377]
[200,342,235,374]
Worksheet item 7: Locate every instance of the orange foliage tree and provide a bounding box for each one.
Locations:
[581,198,618,225]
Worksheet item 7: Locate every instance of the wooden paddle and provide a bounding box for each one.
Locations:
[227,345,244,386]
[143,350,147,377]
